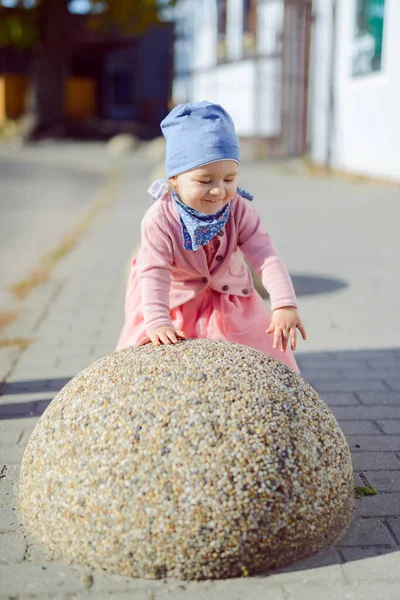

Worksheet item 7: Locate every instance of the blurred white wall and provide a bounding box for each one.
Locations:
[173,0,283,138]
[310,0,400,181]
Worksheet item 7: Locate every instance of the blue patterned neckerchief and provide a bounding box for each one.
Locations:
[147,180,253,251]
[171,190,231,251]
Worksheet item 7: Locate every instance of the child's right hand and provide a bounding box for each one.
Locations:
[138,326,187,347]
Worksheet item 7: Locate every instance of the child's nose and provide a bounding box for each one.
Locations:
[210,186,223,195]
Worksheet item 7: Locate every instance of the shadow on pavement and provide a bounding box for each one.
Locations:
[1,378,71,395]
[254,272,348,299]
[0,377,70,419]
[291,273,348,296]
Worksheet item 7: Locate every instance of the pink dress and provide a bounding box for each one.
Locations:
[117,234,299,373]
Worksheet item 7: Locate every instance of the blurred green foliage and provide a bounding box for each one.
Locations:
[0,0,175,50]
[0,9,39,50]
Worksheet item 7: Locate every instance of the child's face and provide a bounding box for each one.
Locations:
[170,160,239,215]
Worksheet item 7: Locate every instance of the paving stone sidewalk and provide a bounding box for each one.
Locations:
[0,142,399,598]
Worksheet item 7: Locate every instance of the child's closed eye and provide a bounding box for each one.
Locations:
[197,178,235,184]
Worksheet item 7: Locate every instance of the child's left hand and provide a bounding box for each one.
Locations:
[266,307,307,352]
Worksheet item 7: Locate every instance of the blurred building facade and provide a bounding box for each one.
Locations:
[173,0,313,158]
[310,0,399,181]
[174,0,399,181]
[0,12,173,138]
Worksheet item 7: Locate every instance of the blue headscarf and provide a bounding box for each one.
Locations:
[161,101,240,178]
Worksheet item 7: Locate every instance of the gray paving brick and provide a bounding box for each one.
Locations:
[313,380,388,393]
[338,421,381,435]
[0,464,20,485]
[342,550,400,581]
[301,369,342,381]
[351,452,400,470]
[316,392,361,406]
[300,356,368,369]
[283,582,400,600]
[28,592,156,599]
[54,358,92,373]
[366,471,400,491]
[378,420,400,434]
[357,392,400,405]
[92,346,117,360]
[19,429,36,445]
[353,472,365,486]
[346,435,400,452]
[338,518,396,546]
[50,346,94,359]
[336,360,383,370]
[339,546,389,561]
[0,348,19,381]
[366,357,400,368]
[0,532,27,563]
[355,492,400,517]
[271,548,342,574]
[153,583,286,600]
[2,378,69,394]
[340,369,400,380]
[0,561,86,596]
[387,517,400,543]
[8,364,57,380]
[267,562,346,584]
[333,356,380,366]
[90,593,158,600]
[0,401,36,419]
[82,568,168,595]
[385,379,400,391]
[296,358,340,371]
[331,406,400,420]
[0,445,26,463]
[0,508,19,531]
[0,423,23,445]
[0,417,39,434]
[1,405,46,421]
[0,481,15,506]
[24,542,48,563]
[0,392,52,404]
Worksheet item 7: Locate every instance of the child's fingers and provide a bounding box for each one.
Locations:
[290,327,297,350]
[280,328,289,352]
[266,323,274,335]
[141,329,186,347]
[272,327,282,349]
[298,321,307,340]
[166,331,178,344]
[158,332,172,345]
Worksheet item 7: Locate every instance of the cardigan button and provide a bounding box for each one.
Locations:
[222,285,229,291]
[202,277,208,283]
[216,255,223,261]
[243,288,249,295]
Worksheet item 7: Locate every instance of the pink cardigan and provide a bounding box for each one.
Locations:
[137,191,297,333]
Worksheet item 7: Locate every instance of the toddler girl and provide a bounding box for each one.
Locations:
[117,101,306,372]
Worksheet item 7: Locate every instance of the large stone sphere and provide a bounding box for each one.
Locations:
[19,339,354,580]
